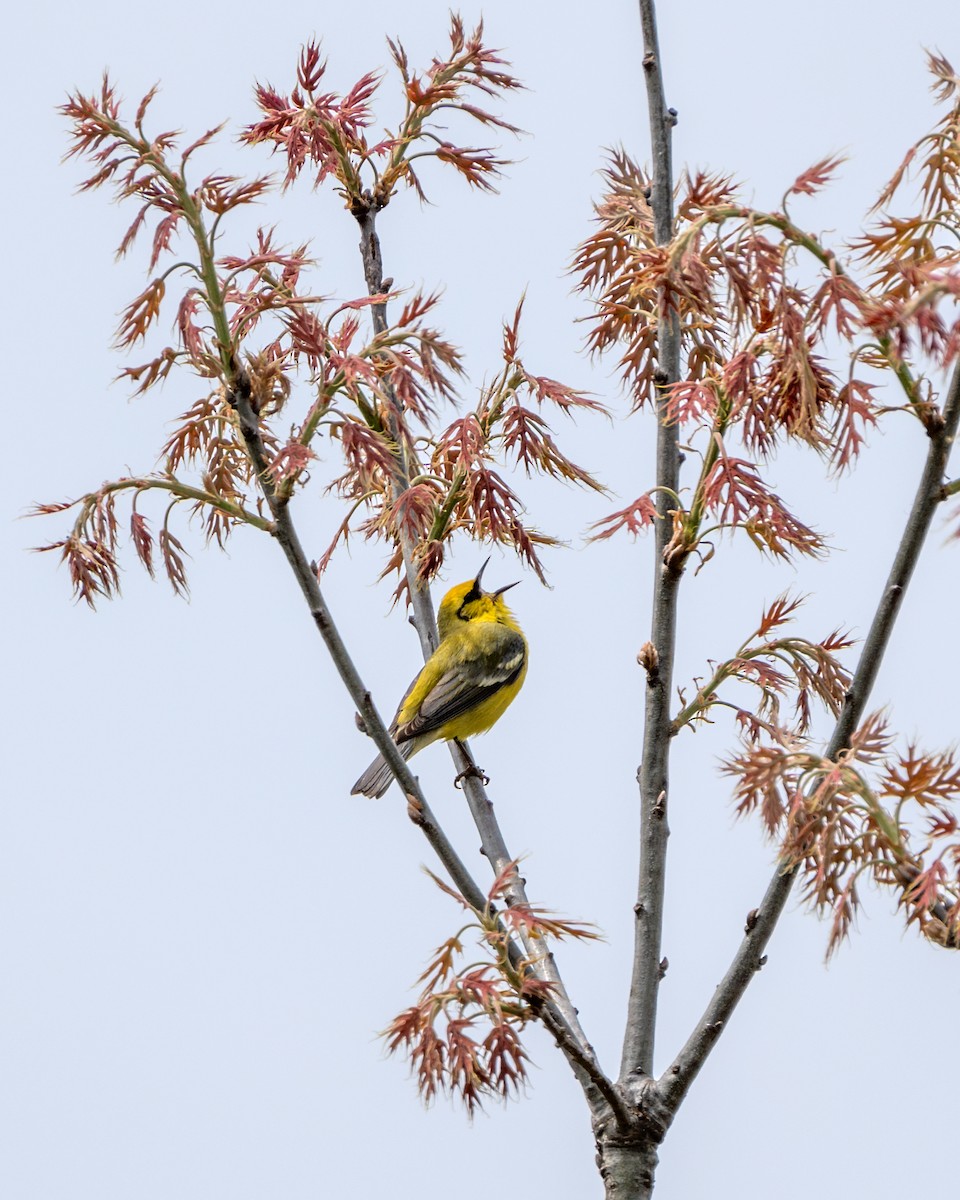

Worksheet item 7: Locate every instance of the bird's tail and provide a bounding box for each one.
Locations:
[350,738,417,799]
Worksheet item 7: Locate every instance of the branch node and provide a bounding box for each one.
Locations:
[637,640,660,680]
[658,957,669,980]
[756,955,768,971]
[922,403,946,436]
[744,908,759,933]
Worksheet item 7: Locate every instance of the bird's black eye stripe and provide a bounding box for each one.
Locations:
[457,584,483,620]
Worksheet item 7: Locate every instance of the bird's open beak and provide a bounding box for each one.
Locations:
[474,558,518,598]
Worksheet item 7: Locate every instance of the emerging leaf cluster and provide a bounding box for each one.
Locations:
[383,866,599,1113]
[673,594,853,742]
[38,18,603,604]
[727,712,960,955]
[577,55,960,563]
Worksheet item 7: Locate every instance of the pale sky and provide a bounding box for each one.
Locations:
[4,2,959,1197]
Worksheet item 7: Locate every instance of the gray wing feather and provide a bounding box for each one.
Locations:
[398,630,525,741]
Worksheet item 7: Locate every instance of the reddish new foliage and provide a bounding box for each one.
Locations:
[588,493,658,541]
[706,55,960,953]
[699,450,823,560]
[241,17,521,202]
[40,20,602,603]
[725,713,960,954]
[383,867,598,1110]
[673,594,852,741]
[668,572,960,953]
[574,60,960,560]
[40,21,960,1049]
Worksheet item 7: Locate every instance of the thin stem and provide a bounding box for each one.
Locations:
[102,475,274,532]
[621,0,682,1088]
[299,373,345,448]
[877,334,927,412]
[682,396,732,546]
[539,1003,634,1133]
[670,663,734,734]
[354,200,440,654]
[656,350,960,1117]
[59,475,275,534]
[449,739,599,1059]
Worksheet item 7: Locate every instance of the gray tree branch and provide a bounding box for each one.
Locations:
[620,0,682,1089]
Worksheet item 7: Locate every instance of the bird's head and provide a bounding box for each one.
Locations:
[436,559,520,639]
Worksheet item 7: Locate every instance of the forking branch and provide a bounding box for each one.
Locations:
[42,10,960,1198]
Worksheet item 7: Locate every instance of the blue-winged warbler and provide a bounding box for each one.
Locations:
[351,561,527,798]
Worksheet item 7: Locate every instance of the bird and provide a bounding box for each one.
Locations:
[351,560,527,798]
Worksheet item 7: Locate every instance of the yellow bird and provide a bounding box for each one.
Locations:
[351,560,528,798]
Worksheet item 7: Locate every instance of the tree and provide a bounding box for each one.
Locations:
[10,3,960,1198]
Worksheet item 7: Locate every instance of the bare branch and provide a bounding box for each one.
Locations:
[621,0,682,1088]
[449,740,603,1073]
[535,999,633,1132]
[352,197,440,655]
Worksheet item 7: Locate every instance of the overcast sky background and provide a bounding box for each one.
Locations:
[4,1,959,1197]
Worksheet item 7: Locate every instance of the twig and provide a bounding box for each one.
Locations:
[353,196,439,655]
[449,738,598,1052]
[535,999,633,1133]
[620,0,682,1087]
[656,351,960,1116]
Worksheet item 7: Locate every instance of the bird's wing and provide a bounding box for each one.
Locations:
[396,629,526,742]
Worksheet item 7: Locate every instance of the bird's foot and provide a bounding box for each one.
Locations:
[453,764,490,790]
